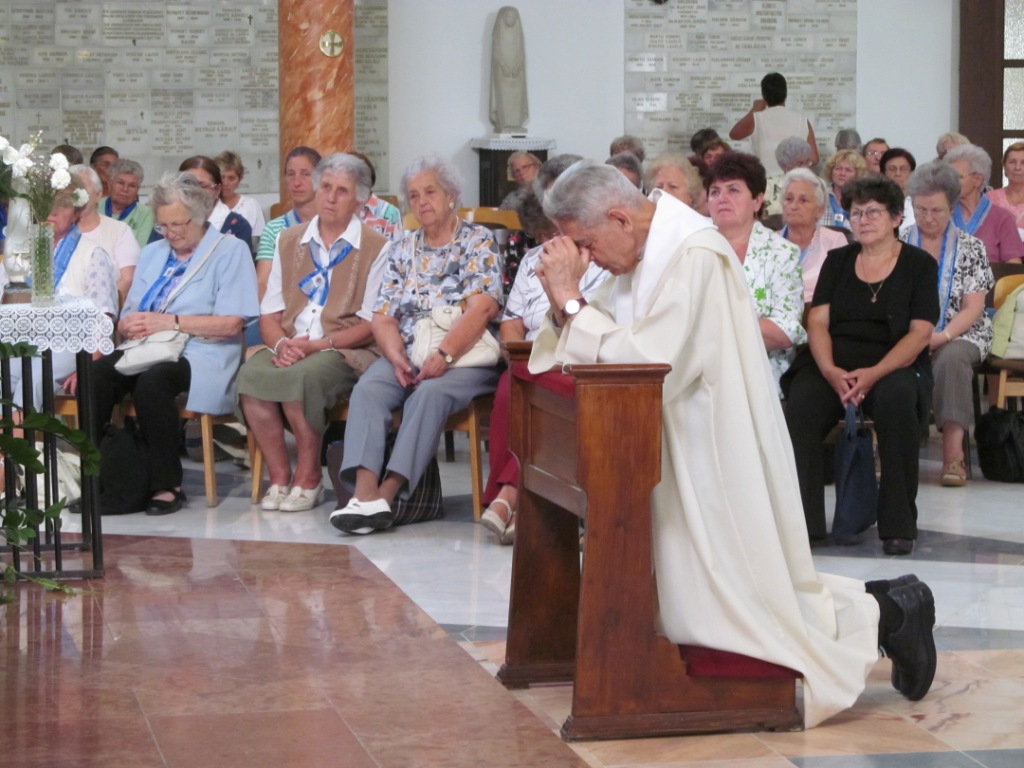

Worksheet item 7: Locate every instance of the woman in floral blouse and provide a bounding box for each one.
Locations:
[901,161,994,487]
[706,152,806,395]
[330,155,503,535]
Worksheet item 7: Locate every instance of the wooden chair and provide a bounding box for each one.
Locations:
[458,207,522,230]
[269,201,289,220]
[248,394,494,518]
[988,272,1024,408]
[55,394,239,508]
[402,211,421,230]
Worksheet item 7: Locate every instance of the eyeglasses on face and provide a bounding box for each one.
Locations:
[154,218,193,235]
[848,206,888,222]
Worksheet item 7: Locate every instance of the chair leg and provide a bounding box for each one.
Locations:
[997,371,1009,409]
[200,414,219,507]
[444,430,456,462]
[468,405,483,520]
[249,431,264,504]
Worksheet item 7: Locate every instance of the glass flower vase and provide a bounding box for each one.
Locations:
[29,221,55,304]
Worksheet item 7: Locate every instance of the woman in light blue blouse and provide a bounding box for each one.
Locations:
[331,155,503,535]
[91,173,259,515]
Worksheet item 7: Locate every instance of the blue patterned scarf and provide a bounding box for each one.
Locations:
[52,225,83,289]
[298,238,353,306]
[953,195,991,236]
[909,222,958,331]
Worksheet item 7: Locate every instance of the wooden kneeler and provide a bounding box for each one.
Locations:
[497,342,801,741]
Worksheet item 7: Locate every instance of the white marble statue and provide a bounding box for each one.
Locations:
[490,6,528,134]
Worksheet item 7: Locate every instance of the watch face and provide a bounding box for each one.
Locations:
[564,299,582,315]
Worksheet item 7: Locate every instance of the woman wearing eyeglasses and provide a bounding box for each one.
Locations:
[900,161,994,487]
[783,176,939,556]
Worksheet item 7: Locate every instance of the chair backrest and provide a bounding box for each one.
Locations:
[269,201,289,220]
[379,193,400,208]
[459,207,522,230]
[994,273,1024,310]
[987,263,1024,308]
[402,211,421,230]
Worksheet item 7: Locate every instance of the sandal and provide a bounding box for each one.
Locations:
[941,459,966,487]
[480,497,513,540]
[499,511,516,546]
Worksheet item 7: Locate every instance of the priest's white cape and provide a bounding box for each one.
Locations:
[529,192,880,728]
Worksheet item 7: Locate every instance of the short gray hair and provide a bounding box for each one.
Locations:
[400,154,463,209]
[506,151,540,172]
[944,144,992,180]
[110,159,144,186]
[834,128,862,152]
[314,153,372,204]
[609,134,646,162]
[533,153,583,204]
[936,131,970,157]
[781,167,828,208]
[70,164,102,198]
[644,152,702,202]
[149,171,216,223]
[605,151,643,187]
[543,160,646,228]
[907,160,961,207]
[775,137,813,171]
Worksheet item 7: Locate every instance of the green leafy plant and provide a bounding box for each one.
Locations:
[1,342,101,603]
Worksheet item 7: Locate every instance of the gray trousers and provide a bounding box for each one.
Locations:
[340,356,499,498]
[932,339,981,430]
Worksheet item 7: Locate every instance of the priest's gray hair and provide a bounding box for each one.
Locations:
[110,159,145,186]
[314,153,372,204]
[780,167,828,208]
[70,164,102,199]
[543,160,646,228]
[401,154,463,209]
[149,172,216,222]
[907,160,961,208]
[943,144,992,181]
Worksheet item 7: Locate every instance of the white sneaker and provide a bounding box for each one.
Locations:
[329,497,394,535]
[278,482,325,512]
[260,484,290,511]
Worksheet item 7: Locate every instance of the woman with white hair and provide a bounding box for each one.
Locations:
[900,160,994,486]
[643,152,702,207]
[330,155,503,535]
[100,158,154,247]
[779,167,850,303]
[764,137,816,219]
[945,144,1024,264]
[90,173,259,515]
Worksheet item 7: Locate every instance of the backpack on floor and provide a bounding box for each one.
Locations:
[99,418,151,514]
[975,407,1024,483]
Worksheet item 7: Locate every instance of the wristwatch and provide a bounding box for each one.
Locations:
[561,297,587,320]
[173,314,181,331]
[437,348,455,365]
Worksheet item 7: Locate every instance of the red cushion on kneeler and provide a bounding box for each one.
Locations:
[511,361,576,399]
[680,645,800,679]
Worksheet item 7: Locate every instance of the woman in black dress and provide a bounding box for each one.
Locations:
[783,177,939,555]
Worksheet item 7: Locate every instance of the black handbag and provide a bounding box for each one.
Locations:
[99,418,151,515]
[975,407,1024,483]
[832,403,878,542]
[326,437,444,527]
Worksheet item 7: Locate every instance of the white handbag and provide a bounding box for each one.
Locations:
[410,305,500,369]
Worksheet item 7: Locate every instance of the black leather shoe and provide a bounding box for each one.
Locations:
[865,574,919,596]
[146,489,186,516]
[881,581,937,701]
[883,538,914,556]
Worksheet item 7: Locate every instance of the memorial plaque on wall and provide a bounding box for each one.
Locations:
[624,0,857,161]
[0,0,391,196]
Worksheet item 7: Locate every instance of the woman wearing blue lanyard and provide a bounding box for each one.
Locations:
[90,173,258,515]
[823,149,867,231]
[901,161,994,487]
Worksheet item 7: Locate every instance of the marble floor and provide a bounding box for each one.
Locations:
[5,430,1024,768]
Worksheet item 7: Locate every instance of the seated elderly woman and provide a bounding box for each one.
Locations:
[329,155,503,535]
[99,159,155,247]
[176,156,253,250]
[479,170,608,544]
[936,131,970,160]
[257,147,322,300]
[779,167,850,303]
[945,144,1024,264]
[880,148,917,227]
[783,177,939,556]
[90,173,258,515]
[238,154,390,512]
[90,146,118,197]
[987,141,1024,240]
[643,152,703,208]
[764,137,816,220]
[705,152,806,394]
[900,161,994,486]
[7,178,118,408]
[71,164,141,301]
[823,149,868,229]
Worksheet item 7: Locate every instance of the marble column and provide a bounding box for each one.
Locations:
[278,0,354,202]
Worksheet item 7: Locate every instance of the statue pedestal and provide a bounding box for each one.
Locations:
[470,136,556,207]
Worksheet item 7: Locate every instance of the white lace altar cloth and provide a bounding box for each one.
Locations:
[0,296,115,355]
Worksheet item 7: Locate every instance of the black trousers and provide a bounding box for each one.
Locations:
[785,364,921,541]
[91,352,192,494]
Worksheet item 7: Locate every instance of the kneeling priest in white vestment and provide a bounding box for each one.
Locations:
[527,161,936,728]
